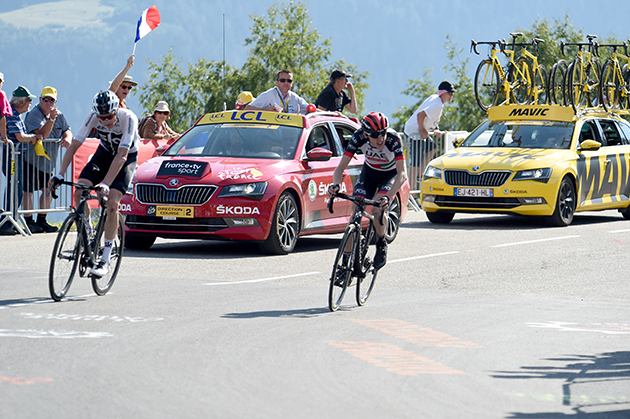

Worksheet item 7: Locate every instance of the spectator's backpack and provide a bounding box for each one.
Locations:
[137,114,154,136]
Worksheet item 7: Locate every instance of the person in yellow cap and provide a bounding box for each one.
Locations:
[235,91,255,110]
[23,86,73,233]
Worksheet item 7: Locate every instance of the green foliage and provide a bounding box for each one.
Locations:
[137,0,368,130]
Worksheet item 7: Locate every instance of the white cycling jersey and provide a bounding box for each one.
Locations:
[75,108,139,154]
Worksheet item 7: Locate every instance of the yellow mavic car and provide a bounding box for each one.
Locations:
[421,104,630,226]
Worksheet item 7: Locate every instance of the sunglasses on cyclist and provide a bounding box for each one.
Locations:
[369,130,387,138]
[277,78,293,83]
[97,113,116,121]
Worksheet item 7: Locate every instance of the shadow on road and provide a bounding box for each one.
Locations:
[492,351,630,418]
[222,306,331,318]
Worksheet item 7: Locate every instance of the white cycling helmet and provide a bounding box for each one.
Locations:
[92,90,120,115]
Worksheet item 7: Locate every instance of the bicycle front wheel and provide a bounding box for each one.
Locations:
[550,60,568,105]
[356,222,378,306]
[569,58,586,112]
[586,59,602,108]
[329,224,358,312]
[49,214,82,301]
[91,214,125,296]
[532,64,548,105]
[474,59,500,111]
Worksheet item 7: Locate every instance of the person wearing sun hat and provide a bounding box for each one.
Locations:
[404,80,456,188]
[108,55,138,109]
[235,91,255,110]
[22,85,73,233]
[139,100,179,140]
[315,69,357,114]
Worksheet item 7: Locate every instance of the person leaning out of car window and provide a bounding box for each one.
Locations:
[245,69,309,114]
[139,101,180,141]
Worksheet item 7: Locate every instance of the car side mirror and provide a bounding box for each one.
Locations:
[452,137,466,148]
[306,147,333,161]
[578,139,601,152]
[156,143,172,156]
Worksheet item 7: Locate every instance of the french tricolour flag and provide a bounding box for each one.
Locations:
[135,5,161,42]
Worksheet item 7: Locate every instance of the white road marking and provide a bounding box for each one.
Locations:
[389,251,460,264]
[206,271,321,286]
[608,228,630,233]
[491,235,580,248]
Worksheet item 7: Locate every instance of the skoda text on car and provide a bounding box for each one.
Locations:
[120,110,410,254]
[421,104,630,226]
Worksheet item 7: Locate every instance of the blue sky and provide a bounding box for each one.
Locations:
[2,0,630,129]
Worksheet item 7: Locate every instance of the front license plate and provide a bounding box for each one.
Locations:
[151,205,194,218]
[454,188,493,197]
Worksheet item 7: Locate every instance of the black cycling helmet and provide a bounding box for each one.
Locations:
[361,112,389,136]
[92,90,120,115]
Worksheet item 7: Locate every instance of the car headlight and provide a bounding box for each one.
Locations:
[218,182,268,200]
[513,168,552,183]
[424,166,442,180]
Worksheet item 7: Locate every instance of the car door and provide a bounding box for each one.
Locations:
[299,123,343,232]
[576,118,627,207]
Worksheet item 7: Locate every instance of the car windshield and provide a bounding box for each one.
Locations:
[462,120,574,149]
[164,123,302,159]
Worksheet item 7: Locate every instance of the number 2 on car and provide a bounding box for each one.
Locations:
[155,206,193,218]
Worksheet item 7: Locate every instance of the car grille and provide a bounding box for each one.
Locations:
[135,184,217,205]
[444,170,511,187]
[434,196,521,209]
[125,215,228,232]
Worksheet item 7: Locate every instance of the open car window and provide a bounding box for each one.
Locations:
[462,120,574,150]
[164,123,302,159]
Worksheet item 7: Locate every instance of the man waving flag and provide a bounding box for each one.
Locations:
[133,5,161,52]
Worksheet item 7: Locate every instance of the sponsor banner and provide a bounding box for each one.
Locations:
[157,160,208,177]
[488,105,574,123]
[196,110,304,128]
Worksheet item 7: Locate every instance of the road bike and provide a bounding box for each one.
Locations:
[561,35,601,112]
[48,180,124,301]
[599,41,630,111]
[327,192,385,312]
[472,33,546,111]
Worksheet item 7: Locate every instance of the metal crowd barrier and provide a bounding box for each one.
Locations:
[402,131,469,211]
[1,138,72,236]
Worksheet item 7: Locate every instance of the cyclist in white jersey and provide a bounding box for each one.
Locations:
[50,90,139,277]
[328,112,407,271]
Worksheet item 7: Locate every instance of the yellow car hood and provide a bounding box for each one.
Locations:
[433,147,571,171]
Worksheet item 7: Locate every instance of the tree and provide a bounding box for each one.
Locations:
[136,0,368,130]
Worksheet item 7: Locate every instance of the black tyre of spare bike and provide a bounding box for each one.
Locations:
[474,59,500,111]
[533,64,548,105]
[508,57,531,104]
[601,60,619,111]
[586,59,602,108]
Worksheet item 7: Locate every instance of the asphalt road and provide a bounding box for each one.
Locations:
[1,209,630,418]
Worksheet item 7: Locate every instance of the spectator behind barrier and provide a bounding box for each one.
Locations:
[0,72,10,144]
[23,86,73,233]
[139,101,180,141]
[108,55,137,109]
[1,86,42,235]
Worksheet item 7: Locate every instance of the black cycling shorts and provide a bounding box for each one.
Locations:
[353,164,397,199]
[78,146,137,194]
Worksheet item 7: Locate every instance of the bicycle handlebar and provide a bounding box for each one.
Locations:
[560,38,600,57]
[50,178,108,207]
[327,191,385,226]
[598,41,628,56]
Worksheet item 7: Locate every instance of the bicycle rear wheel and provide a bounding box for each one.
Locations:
[49,214,82,301]
[569,59,586,112]
[91,214,125,296]
[508,57,531,104]
[586,59,601,108]
[532,64,548,105]
[329,224,358,312]
[600,60,619,111]
[356,222,378,306]
[474,59,500,111]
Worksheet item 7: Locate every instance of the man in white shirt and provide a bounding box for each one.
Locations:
[245,70,309,114]
[404,80,455,188]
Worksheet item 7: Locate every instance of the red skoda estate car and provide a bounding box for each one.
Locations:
[120,110,409,254]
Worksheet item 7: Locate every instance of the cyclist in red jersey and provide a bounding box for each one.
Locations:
[328,112,407,271]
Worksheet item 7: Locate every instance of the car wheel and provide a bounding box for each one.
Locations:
[385,194,402,243]
[548,177,576,227]
[426,211,455,224]
[620,206,630,220]
[124,234,156,250]
[261,192,300,255]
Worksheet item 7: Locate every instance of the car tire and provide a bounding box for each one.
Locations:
[426,211,455,224]
[548,177,576,227]
[620,206,630,220]
[261,192,300,255]
[385,194,402,243]
[124,234,156,250]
